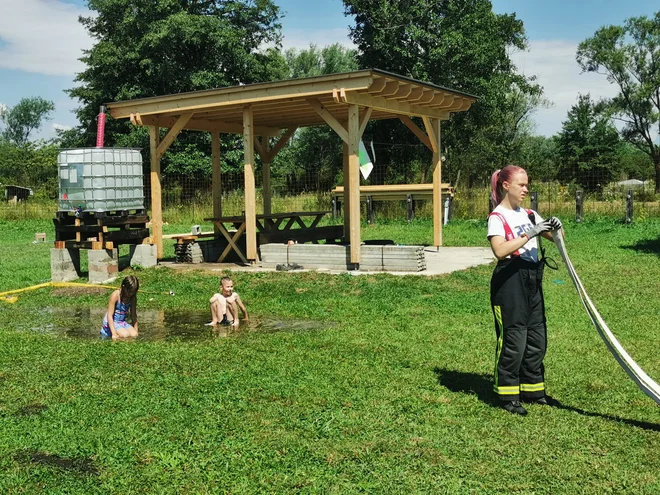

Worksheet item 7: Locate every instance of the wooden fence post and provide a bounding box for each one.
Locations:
[530,191,538,212]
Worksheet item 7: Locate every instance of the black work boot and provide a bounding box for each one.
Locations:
[530,395,561,407]
[501,400,528,416]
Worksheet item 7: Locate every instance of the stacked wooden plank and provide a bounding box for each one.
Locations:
[260,243,426,272]
[53,208,150,250]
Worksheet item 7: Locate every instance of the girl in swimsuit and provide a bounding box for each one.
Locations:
[101,275,139,339]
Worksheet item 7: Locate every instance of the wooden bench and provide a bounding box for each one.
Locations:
[258,225,344,245]
[165,232,217,244]
[331,183,454,221]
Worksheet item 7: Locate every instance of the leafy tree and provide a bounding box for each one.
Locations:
[0,97,55,146]
[272,44,358,192]
[343,0,543,186]
[515,135,558,182]
[577,12,660,191]
[556,94,621,192]
[285,43,358,78]
[0,140,59,196]
[66,0,288,187]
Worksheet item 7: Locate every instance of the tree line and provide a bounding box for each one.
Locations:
[1,1,658,199]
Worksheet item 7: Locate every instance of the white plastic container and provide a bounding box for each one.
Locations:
[58,148,145,212]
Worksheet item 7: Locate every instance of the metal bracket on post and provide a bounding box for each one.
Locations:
[407,194,414,222]
[626,189,633,224]
[530,191,538,213]
[576,190,583,223]
[331,197,338,219]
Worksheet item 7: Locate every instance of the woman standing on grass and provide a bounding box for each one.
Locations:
[487,165,563,416]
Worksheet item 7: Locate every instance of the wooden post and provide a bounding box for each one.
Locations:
[530,191,538,212]
[243,106,257,261]
[342,140,350,240]
[576,190,583,223]
[348,105,361,265]
[431,119,442,247]
[211,131,222,232]
[626,189,633,224]
[149,126,163,258]
[262,138,272,215]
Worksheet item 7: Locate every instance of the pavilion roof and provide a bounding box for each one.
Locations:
[107,68,478,136]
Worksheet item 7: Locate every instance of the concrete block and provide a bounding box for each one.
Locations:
[50,248,82,282]
[129,244,157,268]
[88,248,119,284]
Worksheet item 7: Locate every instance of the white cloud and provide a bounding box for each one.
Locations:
[281,27,354,51]
[0,0,93,76]
[52,123,72,132]
[510,40,619,136]
[0,102,7,118]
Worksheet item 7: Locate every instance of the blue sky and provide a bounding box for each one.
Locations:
[1,0,658,139]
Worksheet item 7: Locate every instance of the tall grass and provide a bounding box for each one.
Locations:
[2,186,659,224]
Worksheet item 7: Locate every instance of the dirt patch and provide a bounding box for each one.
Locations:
[52,287,109,297]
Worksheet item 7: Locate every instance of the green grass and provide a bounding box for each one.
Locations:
[1,218,660,493]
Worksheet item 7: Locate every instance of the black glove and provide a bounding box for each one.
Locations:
[525,220,552,239]
[548,216,562,231]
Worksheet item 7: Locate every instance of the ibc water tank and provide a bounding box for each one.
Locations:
[58,148,145,212]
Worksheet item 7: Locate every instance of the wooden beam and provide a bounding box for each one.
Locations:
[137,114,281,136]
[432,119,443,247]
[380,81,400,98]
[342,140,350,240]
[415,90,437,105]
[156,113,192,159]
[108,74,374,118]
[348,104,361,265]
[307,98,349,144]
[399,116,432,151]
[407,87,425,101]
[211,131,222,228]
[422,116,439,153]
[336,91,450,119]
[358,107,373,139]
[253,136,266,161]
[149,126,163,259]
[391,85,413,100]
[262,138,272,215]
[428,94,450,107]
[243,106,257,261]
[368,77,388,94]
[266,127,297,162]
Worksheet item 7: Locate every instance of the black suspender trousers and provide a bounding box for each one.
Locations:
[491,257,547,402]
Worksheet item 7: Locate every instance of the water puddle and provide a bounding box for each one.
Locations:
[24,307,335,341]
[14,450,99,476]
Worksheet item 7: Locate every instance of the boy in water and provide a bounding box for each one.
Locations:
[208,276,248,327]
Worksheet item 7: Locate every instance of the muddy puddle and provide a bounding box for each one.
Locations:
[26,307,335,341]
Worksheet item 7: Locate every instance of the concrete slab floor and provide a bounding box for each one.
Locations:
[157,247,495,277]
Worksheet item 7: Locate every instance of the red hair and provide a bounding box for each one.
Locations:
[490,165,526,205]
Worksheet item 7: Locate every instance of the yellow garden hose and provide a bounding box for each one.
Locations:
[0,282,174,304]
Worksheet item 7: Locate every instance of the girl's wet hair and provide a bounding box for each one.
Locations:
[490,165,527,205]
[120,275,139,302]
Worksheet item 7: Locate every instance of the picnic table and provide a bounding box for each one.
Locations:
[203,211,342,263]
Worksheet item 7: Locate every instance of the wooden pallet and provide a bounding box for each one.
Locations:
[53,211,151,249]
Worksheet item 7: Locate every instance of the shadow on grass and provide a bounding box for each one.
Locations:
[434,367,660,432]
[622,237,660,257]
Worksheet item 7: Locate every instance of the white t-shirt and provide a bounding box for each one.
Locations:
[487,205,544,262]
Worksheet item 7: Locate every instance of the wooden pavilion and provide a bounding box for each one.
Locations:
[106,69,476,265]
